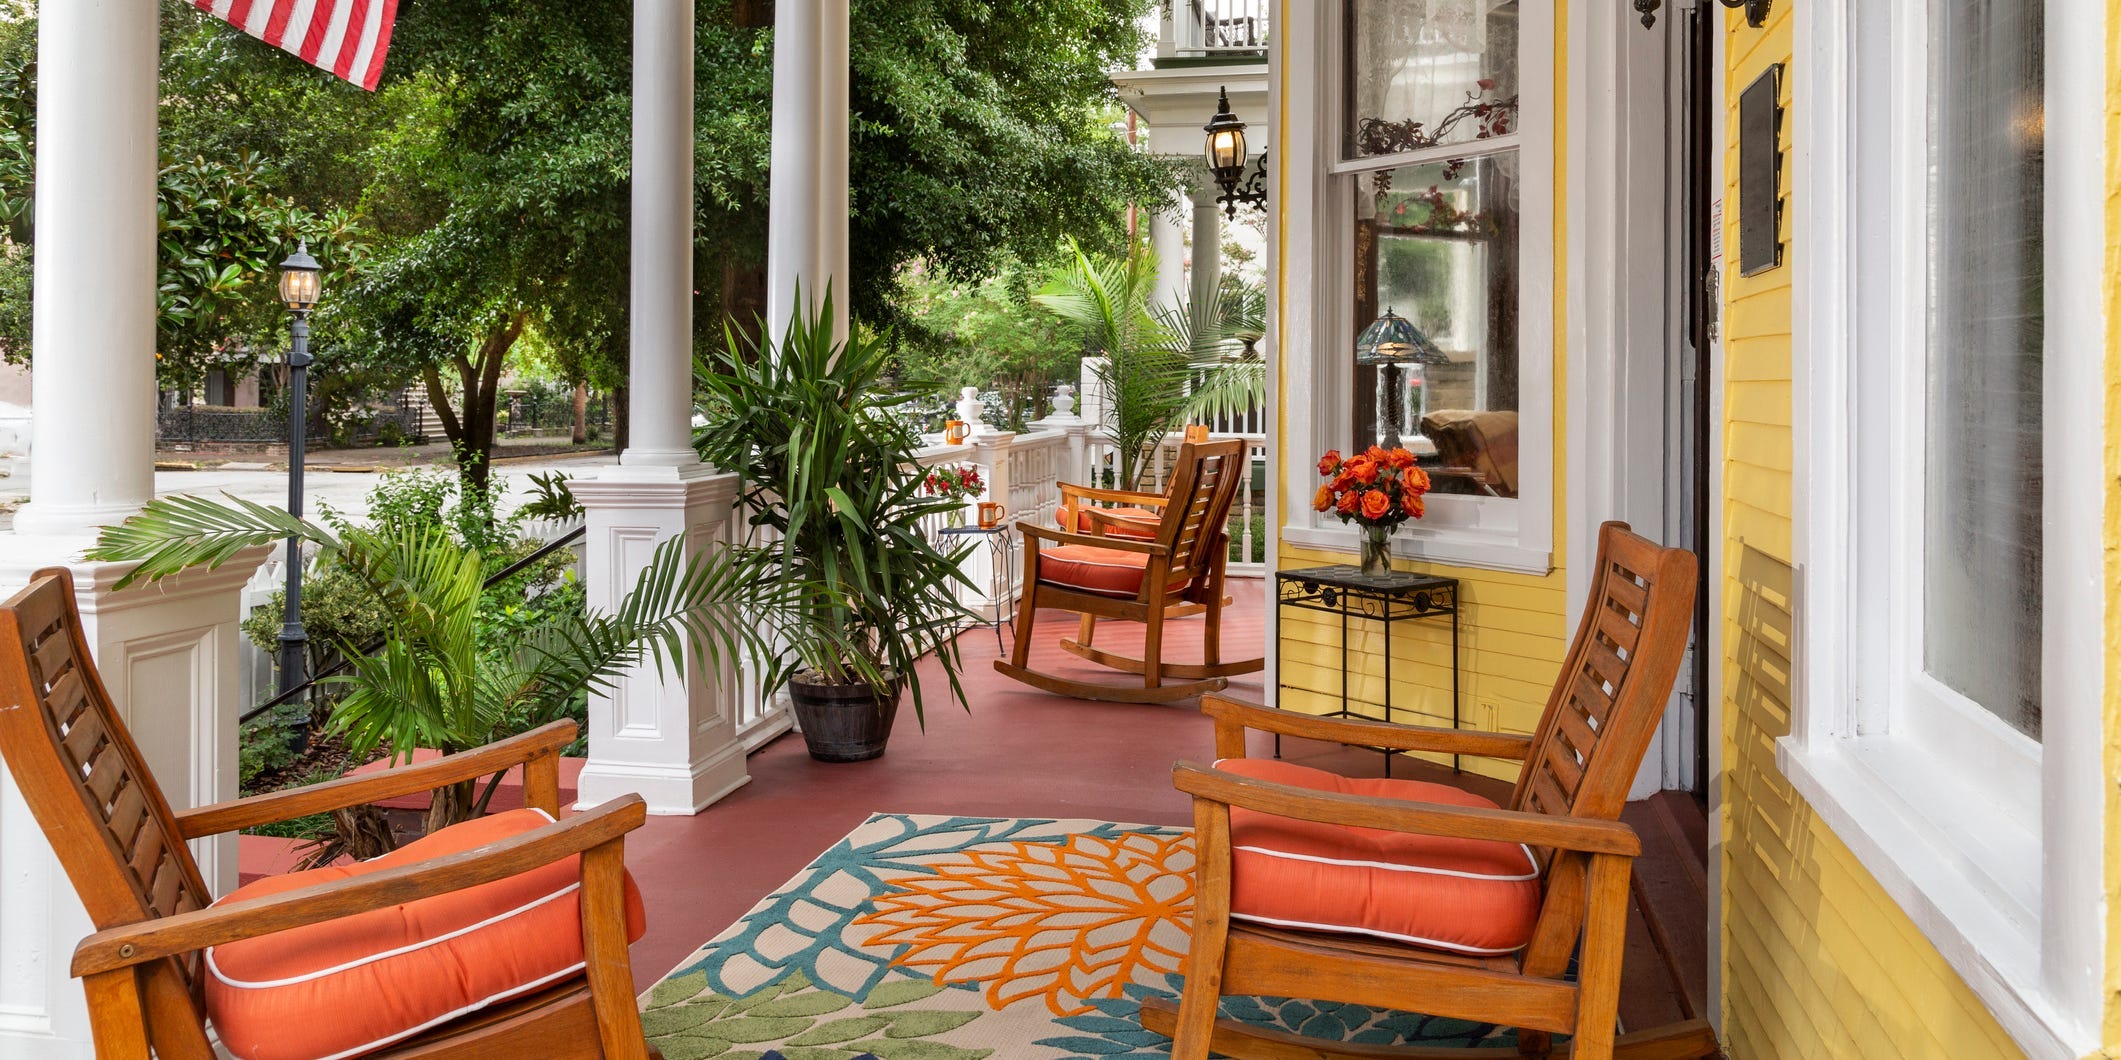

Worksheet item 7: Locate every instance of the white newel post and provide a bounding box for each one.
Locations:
[570,0,749,815]
[966,430,1016,620]
[1029,384,1093,488]
[766,0,851,343]
[0,5,266,1054]
[568,474,750,814]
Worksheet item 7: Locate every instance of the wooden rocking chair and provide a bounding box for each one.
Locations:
[0,568,658,1060]
[1143,522,1719,1060]
[1054,424,1213,543]
[996,438,1263,703]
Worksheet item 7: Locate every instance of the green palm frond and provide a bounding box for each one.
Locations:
[89,493,341,589]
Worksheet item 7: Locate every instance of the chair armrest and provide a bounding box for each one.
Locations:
[1201,694,1534,763]
[1017,521,1170,555]
[1059,483,1171,507]
[174,721,578,838]
[74,794,646,977]
[1172,761,1640,857]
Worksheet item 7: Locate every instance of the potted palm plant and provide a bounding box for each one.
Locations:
[694,295,979,762]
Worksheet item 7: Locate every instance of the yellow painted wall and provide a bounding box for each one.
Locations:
[1715,6,2023,1057]
[1272,7,1572,785]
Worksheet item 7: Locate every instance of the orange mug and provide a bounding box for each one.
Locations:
[943,420,970,445]
[977,501,1006,529]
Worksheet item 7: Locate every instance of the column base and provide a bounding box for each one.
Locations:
[574,739,751,816]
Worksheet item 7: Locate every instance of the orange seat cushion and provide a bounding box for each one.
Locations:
[1057,505,1161,539]
[205,808,646,1060]
[1039,544,1190,599]
[1217,758,1541,956]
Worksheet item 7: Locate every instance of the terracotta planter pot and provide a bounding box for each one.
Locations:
[788,673,902,762]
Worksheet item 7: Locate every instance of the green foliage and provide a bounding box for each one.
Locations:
[89,483,796,787]
[693,294,978,716]
[890,261,1077,431]
[1034,238,1264,489]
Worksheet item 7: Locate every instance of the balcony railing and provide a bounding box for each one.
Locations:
[1163,0,1270,58]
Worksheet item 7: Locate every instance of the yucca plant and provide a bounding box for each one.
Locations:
[693,293,979,759]
[88,491,809,845]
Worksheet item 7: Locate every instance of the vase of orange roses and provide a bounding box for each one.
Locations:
[1314,446,1433,577]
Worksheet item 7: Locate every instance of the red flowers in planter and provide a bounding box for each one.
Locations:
[1313,446,1432,528]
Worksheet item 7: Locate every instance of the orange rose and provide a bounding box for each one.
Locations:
[1335,490,1362,515]
[1405,466,1432,494]
[1384,448,1417,470]
[1363,445,1387,462]
[1404,495,1426,520]
[1312,485,1334,512]
[1361,490,1391,520]
[1349,458,1380,485]
[1317,450,1343,476]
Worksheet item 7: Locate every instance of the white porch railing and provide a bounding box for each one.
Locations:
[1161,0,1270,58]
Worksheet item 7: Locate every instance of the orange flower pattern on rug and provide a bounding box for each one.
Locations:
[853,831,1196,1017]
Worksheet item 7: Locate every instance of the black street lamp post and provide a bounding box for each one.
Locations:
[276,242,321,696]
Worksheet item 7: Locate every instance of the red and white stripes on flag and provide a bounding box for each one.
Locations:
[189,0,400,92]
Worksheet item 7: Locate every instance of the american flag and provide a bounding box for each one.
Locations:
[189,0,400,92]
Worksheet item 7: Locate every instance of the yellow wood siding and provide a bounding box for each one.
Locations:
[1272,6,1571,785]
[1715,6,2022,1056]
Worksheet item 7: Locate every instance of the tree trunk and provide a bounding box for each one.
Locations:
[422,316,526,495]
[613,384,630,452]
[571,381,589,444]
[426,778,478,834]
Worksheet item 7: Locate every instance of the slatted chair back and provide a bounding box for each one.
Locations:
[0,569,216,1031]
[1147,439,1245,601]
[1508,522,1696,977]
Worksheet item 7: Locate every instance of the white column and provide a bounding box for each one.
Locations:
[0,553,262,1057]
[1189,187,1224,317]
[573,0,748,816]
[623,0,700,467]
[1148,189,1188,316]
[766,0,851,343]
[13,0,158,535]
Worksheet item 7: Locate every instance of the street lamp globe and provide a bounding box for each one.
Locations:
[278,241,322,312]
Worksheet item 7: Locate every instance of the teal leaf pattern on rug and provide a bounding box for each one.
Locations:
[644,968,991,1060]
[1037,976,1510,1056]
[688,815,1184,999]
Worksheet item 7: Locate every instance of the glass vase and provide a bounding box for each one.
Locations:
[1360,523,1394,577]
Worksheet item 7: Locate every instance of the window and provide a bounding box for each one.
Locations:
[1346,1,1522,498]
[1785,0,2101,1052]
[1281,0,1553,572]
[1922,0,2044,739]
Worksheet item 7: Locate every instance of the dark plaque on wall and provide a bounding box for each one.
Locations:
[1739,64,1783,277]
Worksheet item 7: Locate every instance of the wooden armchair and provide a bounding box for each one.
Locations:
[1145,523,1718,1060]
[997,438,1263,703]
[0,568,657,1060]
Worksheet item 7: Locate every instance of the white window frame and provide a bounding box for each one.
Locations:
[1278,1,1556,576]
[1782,2,2105,1055]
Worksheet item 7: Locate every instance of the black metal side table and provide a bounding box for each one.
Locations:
[1274,565,1462,774]
[934,523,1018,651]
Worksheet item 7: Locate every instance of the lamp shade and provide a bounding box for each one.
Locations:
[1203,86,1248,174]
[278,241,322,311]
[1354,307,1449,365]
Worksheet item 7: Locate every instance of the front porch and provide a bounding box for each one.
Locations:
[597,579,1709,1039]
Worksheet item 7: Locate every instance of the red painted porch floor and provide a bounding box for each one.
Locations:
[613,576,1711,1037]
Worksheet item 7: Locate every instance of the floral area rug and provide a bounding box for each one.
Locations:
[638,814,1515,1059]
